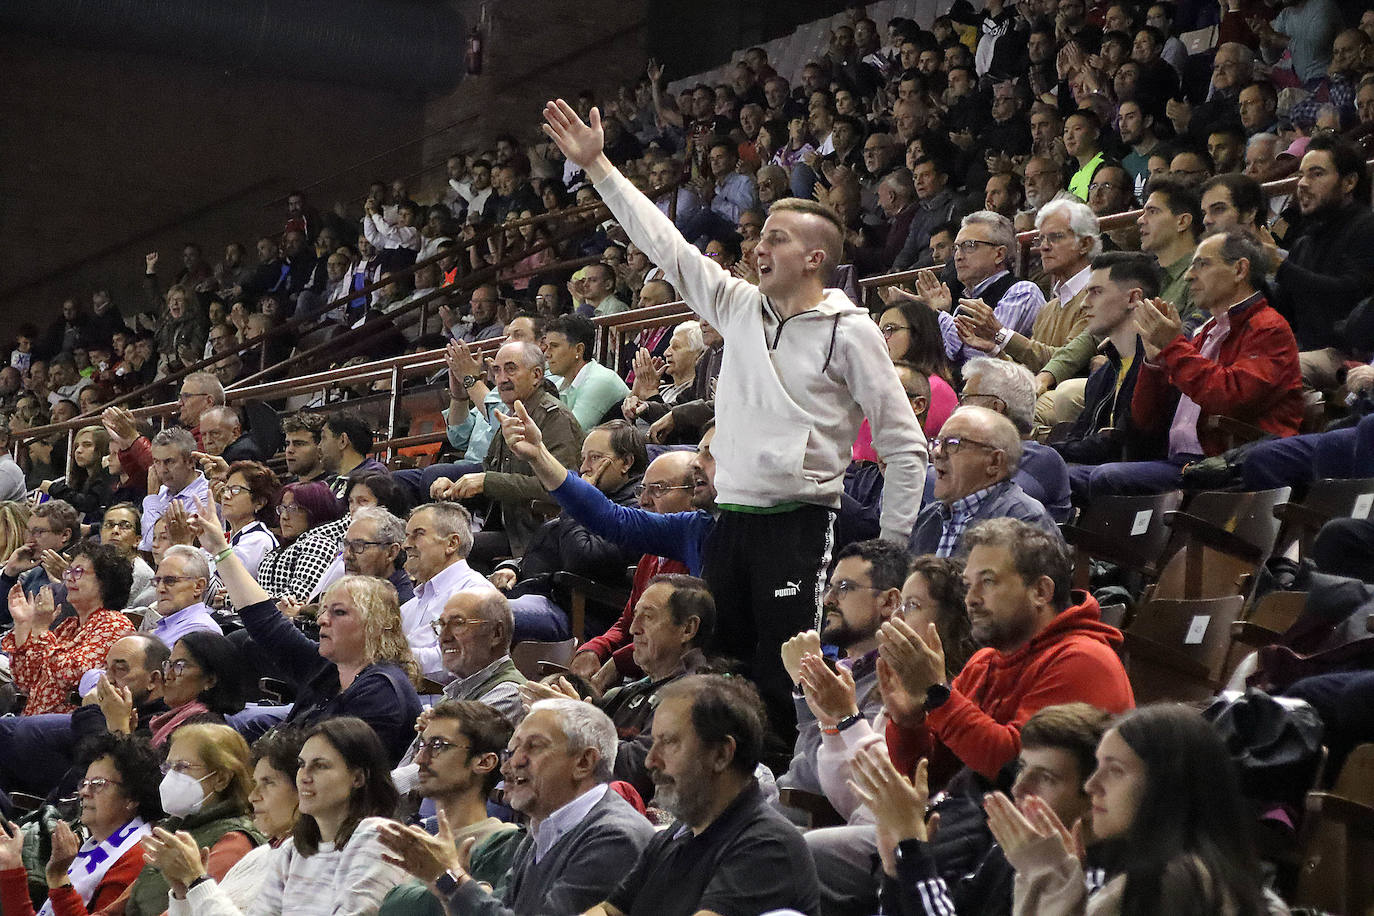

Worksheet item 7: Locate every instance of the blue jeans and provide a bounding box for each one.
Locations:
[1241,412,1374,490]
[393,460,485,504]
[1071,456,1195,503]
[508,594,572,642]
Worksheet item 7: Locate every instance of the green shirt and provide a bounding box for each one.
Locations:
[1160,252,1204,335]
[559,360,631,431]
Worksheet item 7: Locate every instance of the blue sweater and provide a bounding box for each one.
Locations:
[551,471,714,576]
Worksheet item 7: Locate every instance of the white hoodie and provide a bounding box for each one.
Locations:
[594,169,928,543]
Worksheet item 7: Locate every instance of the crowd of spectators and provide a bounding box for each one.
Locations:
[2,1,1374,914]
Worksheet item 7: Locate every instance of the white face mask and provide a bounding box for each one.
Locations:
[159,769,211,818]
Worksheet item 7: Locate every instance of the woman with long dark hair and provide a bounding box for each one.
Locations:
[987,703,1281,916]
[158,718,408,916]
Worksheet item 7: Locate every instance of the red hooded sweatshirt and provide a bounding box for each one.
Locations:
[887,590,1135,784]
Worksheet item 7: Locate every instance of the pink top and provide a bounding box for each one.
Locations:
[851,374,956,462]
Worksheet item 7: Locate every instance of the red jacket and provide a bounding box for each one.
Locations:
[887,591,1134,783]
[1130,294,1303,457]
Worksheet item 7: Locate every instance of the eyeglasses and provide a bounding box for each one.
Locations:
[823,579,883,599]
[415,737,468,757]
[880,323,912,339]
[160,760,208,776]
[62,567,86,582]
[342,539,388,553]
[1087,182,1118,193]
[151,575,198,588]
[898,598,926,617]
[178,391,210,403]
[78,777,122,794]
[952,239,1000,254]
[277,504,306,517]
[930,435,1003,455]
[642,483,693,498]
[161,659,200,677]
[430,617,494,637]
[1038,230,1075,246]
[221,485,250,499]
[102,519,136,531]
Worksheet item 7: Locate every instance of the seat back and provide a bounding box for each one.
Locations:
[1294,744,1374,915]
[1150,487,1291,602]
[1123,595,1245,703]
[1277,477,1374,559]
[512,638,578,679]
[1064,490,1183,589]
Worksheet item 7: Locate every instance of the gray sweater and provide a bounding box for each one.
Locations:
[445,788,654,916]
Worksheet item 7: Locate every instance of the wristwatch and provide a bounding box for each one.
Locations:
[461,374,480,390]
[923,684,951,711]
[434,870,464,895]
[835,712,866,733]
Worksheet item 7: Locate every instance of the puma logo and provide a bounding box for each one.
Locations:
[773,580,801,598]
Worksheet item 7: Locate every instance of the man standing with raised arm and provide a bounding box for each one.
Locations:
[540,99,928,752]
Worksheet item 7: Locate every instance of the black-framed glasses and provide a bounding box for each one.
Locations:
[342,539,388,553]
[880,324,912,339]
[102,519,136,531]
[151,575,197,588]
[823,579,883,599]
[642,483,693,498]
[930,435,1002,455]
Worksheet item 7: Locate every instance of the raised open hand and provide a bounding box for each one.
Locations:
[542,99,607,175]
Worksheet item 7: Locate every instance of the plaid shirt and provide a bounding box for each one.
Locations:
[934,481,1007,557]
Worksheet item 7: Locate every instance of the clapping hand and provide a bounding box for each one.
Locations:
[780,629,823,686]
[850,751,938,877]
[94,674,137,734]
[0,823,24,872]
[142,828,210,894]
[913,269,953,312]
[39,549,69,582]
[984,792,1084,862]
[878,616,946,699]
[378,811,475,887]
[630,349,663,399]
[45,822,81,890]
[1132,296,1183,360]
[797,655,859,728]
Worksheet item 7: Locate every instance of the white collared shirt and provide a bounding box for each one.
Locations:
[400,557,491,680]
[1051,263,1092,305]
[532,784,609,863]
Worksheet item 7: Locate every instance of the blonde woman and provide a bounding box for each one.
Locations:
[0,501,31,561]
[189,496,422,765]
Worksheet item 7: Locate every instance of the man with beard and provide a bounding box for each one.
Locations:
[378,700,518,910]
[1270,135,1374,390]
[383,699,653,915]
[589,675,820,916]
[779,539,907,796]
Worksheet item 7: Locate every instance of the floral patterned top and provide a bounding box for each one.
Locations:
[2,608,136,715]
